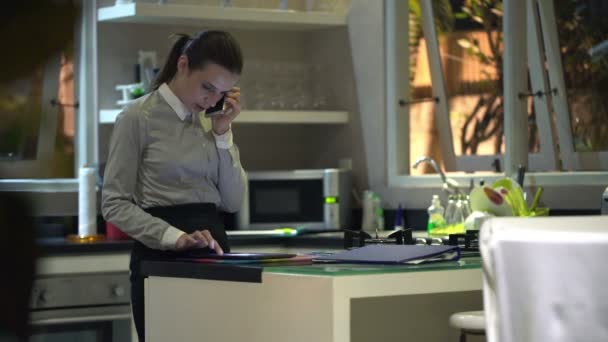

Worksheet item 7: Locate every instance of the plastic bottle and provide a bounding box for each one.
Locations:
[375,204,384,232]
[462,194,472,220]
[451,195,465,225]
[444,195,456,225]
[393,204,404,230]
[361,190,376,231]
[427,195,446,234]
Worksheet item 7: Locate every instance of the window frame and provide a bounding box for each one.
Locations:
[0,55,62,178]
[0,0,98,193]
[385,0,608,210]
[536,0,608,171]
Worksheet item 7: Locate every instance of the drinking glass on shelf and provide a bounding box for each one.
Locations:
[278,0,288,10]
[269,82,288,110]
[238,73,252,110]
[311,93,328,110]
[306,0,337,12]
[251,79,269,110]
[231,0,260,8]
[291,85,312,110]
[310,63,330,110]
[197,0,221,6]
[304,0,315,11]
[285,62,311,110]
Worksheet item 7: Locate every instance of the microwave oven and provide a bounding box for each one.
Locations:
[237,169,352,230]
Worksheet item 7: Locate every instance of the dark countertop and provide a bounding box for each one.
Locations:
[36,237,134,255]
[141,260,263,283]
[36,231,345,255]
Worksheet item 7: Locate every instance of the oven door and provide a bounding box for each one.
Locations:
[29,305,132,342]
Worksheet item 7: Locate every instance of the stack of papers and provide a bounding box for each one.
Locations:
[315,244,460,265]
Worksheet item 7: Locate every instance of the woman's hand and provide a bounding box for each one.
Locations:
[175,229,224,255]
[212,86,241,135]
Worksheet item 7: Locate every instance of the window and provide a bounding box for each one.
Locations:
[0,52,76,179]
[547,0,608,170]
[0,0,95,191]
[386,0,608,208]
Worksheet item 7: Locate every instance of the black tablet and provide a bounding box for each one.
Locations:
[187,250,296,260]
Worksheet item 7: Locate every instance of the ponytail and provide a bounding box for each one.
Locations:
[150,33,191,91]
[151,30,243,91]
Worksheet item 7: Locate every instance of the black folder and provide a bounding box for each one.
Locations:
[316,244,460,264]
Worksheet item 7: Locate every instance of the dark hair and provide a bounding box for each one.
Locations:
[151,30,243,91]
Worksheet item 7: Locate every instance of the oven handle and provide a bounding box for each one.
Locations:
[31,313,132,326]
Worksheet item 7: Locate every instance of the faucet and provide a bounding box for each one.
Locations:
[413,156,461,195]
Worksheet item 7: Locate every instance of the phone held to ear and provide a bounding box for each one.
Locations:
[204,96,226,117]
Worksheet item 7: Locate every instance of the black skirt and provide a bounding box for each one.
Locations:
[129,203,230,342]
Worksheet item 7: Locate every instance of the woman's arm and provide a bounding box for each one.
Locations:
[101,109,182,250]
[214,131,247,213]
[211,87,247,213]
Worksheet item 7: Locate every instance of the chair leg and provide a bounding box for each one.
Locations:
[459,330,467,342]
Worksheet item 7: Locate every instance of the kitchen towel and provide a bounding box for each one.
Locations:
[78,166,97,237]
[480,216,608,342]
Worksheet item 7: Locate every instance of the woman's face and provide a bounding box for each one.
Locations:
[172,56,239,114]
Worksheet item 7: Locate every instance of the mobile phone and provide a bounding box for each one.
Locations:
[204,96,226,117]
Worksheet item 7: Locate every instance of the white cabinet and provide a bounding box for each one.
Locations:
[94,0,365,173]
[96,1,352,125]
[98,2,346,30]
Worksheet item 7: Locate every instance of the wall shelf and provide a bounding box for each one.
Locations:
[98,3,346,30]
[100,109,349,124]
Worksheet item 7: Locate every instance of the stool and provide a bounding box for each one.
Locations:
[449,310,486,342]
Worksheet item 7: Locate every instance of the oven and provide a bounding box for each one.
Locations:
[29,269,133,341]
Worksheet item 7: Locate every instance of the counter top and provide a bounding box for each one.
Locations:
[36,237,133,255]
[140,257,482,282]
[36,231,345,255]
[37,230,474,257]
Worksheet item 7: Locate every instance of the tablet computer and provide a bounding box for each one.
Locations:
[187,250,296,260]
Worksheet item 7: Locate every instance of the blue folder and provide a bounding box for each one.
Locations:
[316,244,460,264]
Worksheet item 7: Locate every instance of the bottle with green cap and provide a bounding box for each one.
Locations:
[427,194,446,235]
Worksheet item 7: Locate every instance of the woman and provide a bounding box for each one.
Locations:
[101,30,246,341]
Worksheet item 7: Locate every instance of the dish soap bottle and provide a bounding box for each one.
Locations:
[427,195,446,235]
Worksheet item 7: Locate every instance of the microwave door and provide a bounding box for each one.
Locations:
[242,179,325,230]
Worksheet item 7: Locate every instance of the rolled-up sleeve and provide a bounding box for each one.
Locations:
[101,110,177,250]
[213,129,247,213]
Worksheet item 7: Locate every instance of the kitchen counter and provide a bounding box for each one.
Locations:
[139,256,482,282]
[35,231,346,255]
[37,237,134,255]
[143,257,483,342]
